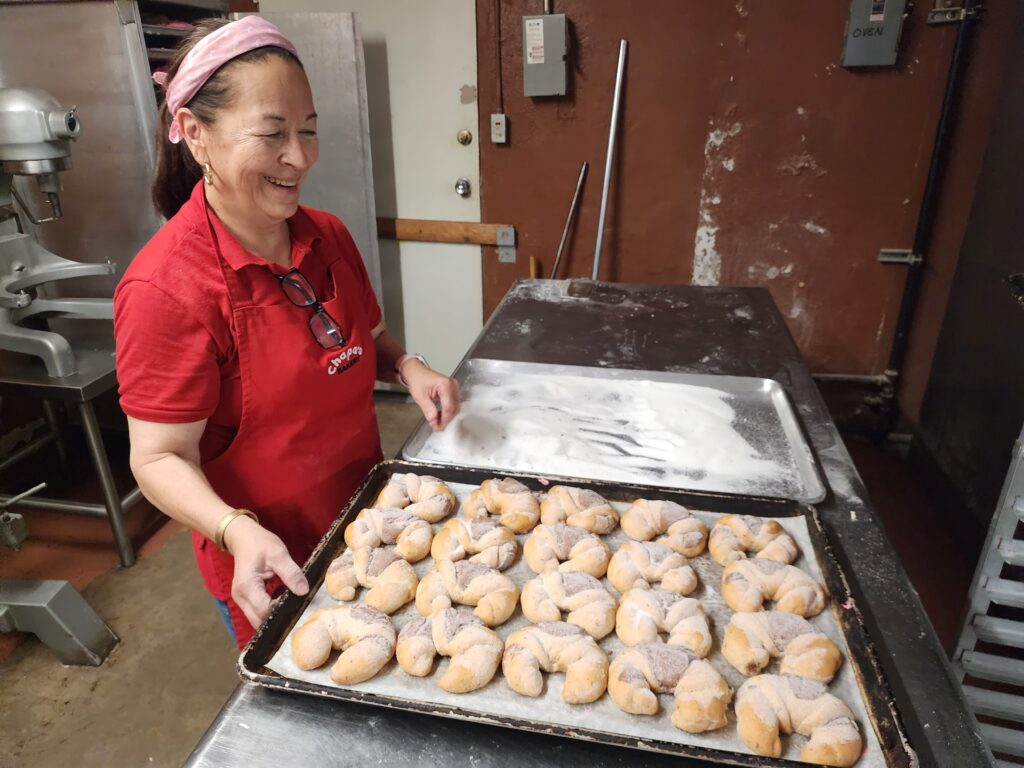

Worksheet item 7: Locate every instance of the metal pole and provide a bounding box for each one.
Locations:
[551,161,588,279]
[592,39,627,282]
[79,401,136,567]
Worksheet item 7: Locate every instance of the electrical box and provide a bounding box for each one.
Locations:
[490,113,508,144]
[841,0,908,67]
[523,14,568,97]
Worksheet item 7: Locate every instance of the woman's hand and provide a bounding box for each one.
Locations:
[223,516,310,629]
[401,360,461,431]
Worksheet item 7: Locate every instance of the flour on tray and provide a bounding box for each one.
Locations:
[417,372,793,495]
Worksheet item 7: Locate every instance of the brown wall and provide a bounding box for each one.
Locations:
[476,1,1015,421]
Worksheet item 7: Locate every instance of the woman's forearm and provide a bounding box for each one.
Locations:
[132,451,235,540]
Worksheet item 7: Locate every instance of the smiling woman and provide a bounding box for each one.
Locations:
[113,16,460,649]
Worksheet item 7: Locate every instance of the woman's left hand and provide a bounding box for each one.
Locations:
[402,360,460,431]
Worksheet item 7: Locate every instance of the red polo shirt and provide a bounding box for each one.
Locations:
[114,181,382,462]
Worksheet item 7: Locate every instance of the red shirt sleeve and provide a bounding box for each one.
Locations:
[114,279,221,423]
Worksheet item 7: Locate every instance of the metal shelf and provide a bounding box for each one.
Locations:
[963,686,1024,724]
[141,24,190,38]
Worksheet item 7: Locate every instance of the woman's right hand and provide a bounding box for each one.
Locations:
[223,516,310,629]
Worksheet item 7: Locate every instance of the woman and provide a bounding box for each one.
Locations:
[114,16,459,648]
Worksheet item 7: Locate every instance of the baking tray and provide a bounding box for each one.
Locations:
[399,359,827,505]
[239,461,913,768]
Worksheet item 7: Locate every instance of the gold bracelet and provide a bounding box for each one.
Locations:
[214,508,259,552]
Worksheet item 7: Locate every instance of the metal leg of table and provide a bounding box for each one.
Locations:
[40,399,68,467]
[78,401,136,568]
[0,579,118,665]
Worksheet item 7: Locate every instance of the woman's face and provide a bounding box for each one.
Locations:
[187,56,319,226]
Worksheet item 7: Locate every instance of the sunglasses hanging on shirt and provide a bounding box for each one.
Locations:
[274,267,346,349]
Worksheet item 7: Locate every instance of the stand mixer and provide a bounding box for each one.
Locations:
[0,87,117,377]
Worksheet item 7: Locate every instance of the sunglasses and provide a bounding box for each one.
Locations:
[274,267,346,349]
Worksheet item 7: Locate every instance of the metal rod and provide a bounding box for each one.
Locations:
[812,373,891,386]
[0,482,47,509]
[592,40,627,281]
[551,161,588,279]
[78,401,136,567]
[0,486,143,517]
[887,0,977,377]
[0,432,56,474]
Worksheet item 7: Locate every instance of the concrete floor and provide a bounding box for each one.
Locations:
[0,394,423,768]
[0,394,975,767]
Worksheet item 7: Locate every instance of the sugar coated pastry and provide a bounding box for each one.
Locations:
[396,608,503,693]
[374,473,457,523]
[608,643,732,733]
[415,559,520,627]
[708,514,799,566]
[290,604,396,685]
[520,570,617,640]
[523,523,612,578]
[736,674,862,766]
[463,477,541,533]
[539,485,619,534]
[723,611,842,682]
[502,621,609,704]
[607,540,699,596]
[324,546,418,613]
[721,558,827,617]
[615,588,712,657]
[620,499,708,557]
[430,517,518,571]
[344,507,433,562]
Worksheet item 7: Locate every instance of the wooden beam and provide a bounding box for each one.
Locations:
[376,217,511,245]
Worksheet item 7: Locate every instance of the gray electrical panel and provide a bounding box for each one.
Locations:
[523,14,568,97]
[841,0,908,68]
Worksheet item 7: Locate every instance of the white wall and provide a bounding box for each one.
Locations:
[260,0,483,375]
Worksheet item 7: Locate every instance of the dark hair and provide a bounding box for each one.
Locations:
[152,18,303,219]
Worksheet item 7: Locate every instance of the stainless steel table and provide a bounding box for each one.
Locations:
[187,281,990,768]
[0,328,140,567]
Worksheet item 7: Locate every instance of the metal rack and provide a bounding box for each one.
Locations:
[953,422,1024,766]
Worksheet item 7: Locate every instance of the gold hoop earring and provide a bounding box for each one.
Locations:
[202,162,213,186]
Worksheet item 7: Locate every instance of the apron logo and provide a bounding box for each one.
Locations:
[327,345,364,376]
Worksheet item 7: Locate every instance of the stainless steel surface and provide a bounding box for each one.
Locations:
[0,578,118,665]
[0,2,163,298]
[259,481,889,767]
[189,281,989,768]
[592,40,627,281]
[454,177,471,197]
[402,358,827,504]
[262,12,384,312]
[551,160,587,279]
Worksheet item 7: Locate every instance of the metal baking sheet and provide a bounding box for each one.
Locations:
[240,462,913,768]
[400,359,827,505]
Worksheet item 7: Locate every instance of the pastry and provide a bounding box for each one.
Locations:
[608,644,732,733]
[721,558,827,617]
[290,604,396,684]
[374,473,457,523]
[607,541,698,596]
[344,507,433,562]
[539,485,619,534]
[723,611,842,682]
[620,499,708,557]
[708,514,799,566]
[430,517,518,571]
[615,588,712,657]
[415,559,520,627]
[463,477,541,533]
[396,608,503,693]
[324,546,418,614]
[520,570,617,640]
[502,621,608,704]
[523,523,612,578]
[736,674,862,766]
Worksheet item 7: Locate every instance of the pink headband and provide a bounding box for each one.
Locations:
[153,16,299,144]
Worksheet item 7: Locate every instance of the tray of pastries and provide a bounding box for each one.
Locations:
[239,461,914,768]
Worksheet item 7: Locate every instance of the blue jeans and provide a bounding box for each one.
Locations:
[213,598,236,644]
